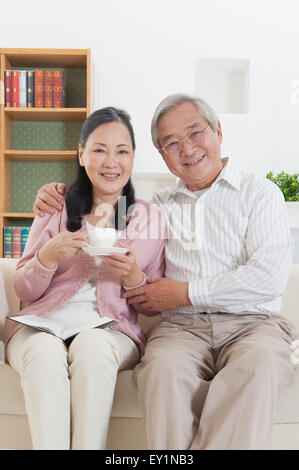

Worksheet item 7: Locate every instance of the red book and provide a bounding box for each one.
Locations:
[12,71,19,107]
[53,70,64,108]
[4,70,12,107]
[34,69,44,107]
[44,70,53,107]
[12,227,22,258]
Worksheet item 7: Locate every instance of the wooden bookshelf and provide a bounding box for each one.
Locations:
[0,48,91,257]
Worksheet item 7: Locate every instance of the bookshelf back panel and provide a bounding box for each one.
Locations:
[10,68,87,108]
[12,121,82,150]
[12,161,76,212]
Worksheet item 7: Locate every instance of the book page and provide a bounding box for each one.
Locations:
[9,303,114,340]
[8,314,62,336]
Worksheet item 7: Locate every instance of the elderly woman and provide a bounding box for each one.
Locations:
[4,107,166,450]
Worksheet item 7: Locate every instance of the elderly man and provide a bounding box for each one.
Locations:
[33,94,296,450]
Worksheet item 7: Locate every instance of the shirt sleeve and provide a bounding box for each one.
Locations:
[188,182,292,312]
[14,209,62,303]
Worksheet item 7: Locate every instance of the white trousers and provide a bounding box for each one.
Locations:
[6,326,139,450]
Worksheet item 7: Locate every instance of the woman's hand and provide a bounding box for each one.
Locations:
[100,242,144,287]
[38,231,88,269]
[33,182,66,216]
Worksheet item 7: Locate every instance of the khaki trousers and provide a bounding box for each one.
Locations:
[134,312,296,450]
[6,326,139,450]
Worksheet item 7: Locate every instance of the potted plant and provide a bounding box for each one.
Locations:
[266,171,299,227]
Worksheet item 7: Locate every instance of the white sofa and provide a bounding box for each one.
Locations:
[0,258,298,450]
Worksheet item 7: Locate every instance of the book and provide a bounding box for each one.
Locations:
[3,226,31,258]
[12,227,22,258]
[21,227,30,255]
[53,70,64,108]
[4,68,66,108]
[8,312,116,341]
[12,70,19,107]
[3,226,13,258]
[34,69,44,107]
[4,70,12,107]
[44,70,53,107]
[19,70,27,108]
[26,71,34,107]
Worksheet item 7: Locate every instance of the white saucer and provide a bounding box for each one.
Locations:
[83,246,129,257]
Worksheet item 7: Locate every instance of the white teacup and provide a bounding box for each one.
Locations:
[87,224,121,249]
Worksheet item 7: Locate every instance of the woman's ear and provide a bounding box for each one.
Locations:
[78,144,84,167]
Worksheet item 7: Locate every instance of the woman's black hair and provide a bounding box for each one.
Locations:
[65,107,136,232]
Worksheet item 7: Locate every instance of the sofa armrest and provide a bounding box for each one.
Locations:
[282,264,299,334]
[0,259,21,334]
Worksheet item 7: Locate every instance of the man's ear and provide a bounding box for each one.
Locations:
[158,147,164,159]
[78,144,84,167]
[216,120,223,144]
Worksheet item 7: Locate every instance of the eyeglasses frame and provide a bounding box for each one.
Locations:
[160,122,212,155]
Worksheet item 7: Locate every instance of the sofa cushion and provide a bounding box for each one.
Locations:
[1,362,299,424]
[0,364,26,415]
[111,370,142,419]
[0,363,143,419]
[275,370,299,423]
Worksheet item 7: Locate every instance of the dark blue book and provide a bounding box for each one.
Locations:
[26,70,34,108]
[21,227,30,255]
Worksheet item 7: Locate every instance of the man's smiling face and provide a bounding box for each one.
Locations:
[157,101,224,191]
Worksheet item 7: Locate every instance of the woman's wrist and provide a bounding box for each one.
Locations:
[38,246,58,269]
[122,268,145,288]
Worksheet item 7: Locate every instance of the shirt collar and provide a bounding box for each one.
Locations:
[214,157,241,190]
[169,157,242,201]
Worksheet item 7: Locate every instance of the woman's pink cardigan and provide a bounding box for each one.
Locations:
[4,199,166,355]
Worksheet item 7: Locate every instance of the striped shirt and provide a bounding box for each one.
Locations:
[152,158,292,316]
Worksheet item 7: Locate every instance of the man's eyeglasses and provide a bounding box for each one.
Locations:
[160,123,212,155]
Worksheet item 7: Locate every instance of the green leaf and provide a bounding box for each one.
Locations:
[266,171,299,201]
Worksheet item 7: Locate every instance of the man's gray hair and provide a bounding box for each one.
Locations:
[151,93,219,149]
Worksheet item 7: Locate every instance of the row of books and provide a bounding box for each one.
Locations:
[3,226,30,258]
[4,69,64,108]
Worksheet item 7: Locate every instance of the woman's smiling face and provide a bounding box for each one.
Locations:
[78,121,135,199]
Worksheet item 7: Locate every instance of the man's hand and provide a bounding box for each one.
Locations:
[33,182,66,216]
[124,277,192,312]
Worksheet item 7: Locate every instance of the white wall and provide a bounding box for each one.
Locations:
[274,0,299,174]
[0,0,299,177]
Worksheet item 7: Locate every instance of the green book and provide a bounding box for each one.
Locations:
[3,227,13,258]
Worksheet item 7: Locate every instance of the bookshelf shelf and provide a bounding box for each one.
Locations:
[5,108,87,122]
[0,47,91,257]
[3,213,35,218]
[2,48,88,68]
[4,150,77,162]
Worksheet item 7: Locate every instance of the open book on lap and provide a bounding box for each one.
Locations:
[8,309,115,341]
